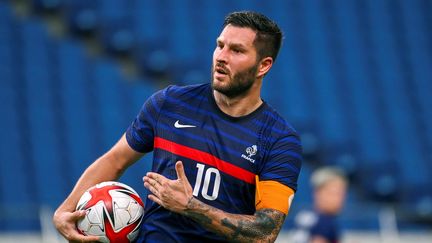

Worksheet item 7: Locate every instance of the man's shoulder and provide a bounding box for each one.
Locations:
[262,103,299,138]
[163,83,210,97]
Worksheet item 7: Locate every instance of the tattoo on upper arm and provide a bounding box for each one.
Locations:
[222,208,286,241]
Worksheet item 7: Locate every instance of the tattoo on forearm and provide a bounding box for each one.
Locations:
[222,209,285,241]
[185,198,286,242]
[185,197,212,226]
[185,198,226,236]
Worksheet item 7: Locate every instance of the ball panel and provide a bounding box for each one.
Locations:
[75,181,144,243]
[76,191,91,210]
[128,201,144,223]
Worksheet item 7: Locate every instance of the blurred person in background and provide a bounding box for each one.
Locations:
[293,167,348,243]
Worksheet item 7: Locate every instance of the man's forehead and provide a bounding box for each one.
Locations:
[217,25,256,46]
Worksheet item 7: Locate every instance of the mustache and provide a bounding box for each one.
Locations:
[214,62,230,75]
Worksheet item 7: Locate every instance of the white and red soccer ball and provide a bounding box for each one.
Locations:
[76,181,144,243]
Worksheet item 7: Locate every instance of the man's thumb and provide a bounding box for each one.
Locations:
[175,161,188,182]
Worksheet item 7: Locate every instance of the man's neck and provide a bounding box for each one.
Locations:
[213,83,263,118]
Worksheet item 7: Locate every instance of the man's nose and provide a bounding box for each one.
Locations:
[215,47,228,63]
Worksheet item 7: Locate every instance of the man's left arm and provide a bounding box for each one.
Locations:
[185,197,286,242]
[144,161,287,242]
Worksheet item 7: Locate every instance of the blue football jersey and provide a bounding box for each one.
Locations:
[292,210,340,243]
[126,83,302,242]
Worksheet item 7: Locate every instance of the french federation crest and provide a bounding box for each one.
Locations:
[246,145,257,157]
[242,145,257,163]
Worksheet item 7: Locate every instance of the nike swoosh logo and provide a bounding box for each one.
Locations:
[174,120,196,128]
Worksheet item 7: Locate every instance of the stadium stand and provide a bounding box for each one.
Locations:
[0,0,431,237]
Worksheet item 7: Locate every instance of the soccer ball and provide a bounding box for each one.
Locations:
[76,181,144,243]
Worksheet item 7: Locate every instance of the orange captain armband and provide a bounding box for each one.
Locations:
[255,176,295,215]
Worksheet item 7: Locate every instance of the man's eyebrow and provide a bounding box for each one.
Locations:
[216,38,250,51]
[217,39,246,48]
[230,43,247,49]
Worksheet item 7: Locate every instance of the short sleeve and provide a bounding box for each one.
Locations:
[259,133,302,191]
[125,87,168,153]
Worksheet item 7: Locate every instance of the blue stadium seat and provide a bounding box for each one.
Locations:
[271,0,315,126]
[31,0,62,12]
[164,0,198,62]
[55,40,100,184]
[298,0,351,145]
[97,0,135,54]
[18,19,68,208]
[90,59,131,149]
[100,17,135,55]
[0,49,37,231]
[2,0,432,233]
[134,42,173,78]
[366,0,429,187]
[399,0,432,171]
[334,0,393,165]
[63,0,99,34]
[131,0,163,43]
[0,3,42,231]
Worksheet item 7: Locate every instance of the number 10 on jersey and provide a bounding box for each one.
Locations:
[193,163,221,201]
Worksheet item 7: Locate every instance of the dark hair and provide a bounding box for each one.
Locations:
[223,11,283,62]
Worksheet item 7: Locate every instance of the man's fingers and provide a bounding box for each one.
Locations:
[175,161,188,182]
[144,181,159,197]
[66,211,100,242]
[143,176,160,189]
[146,172,168,185]
[148,194,163,206]
[62,219,99,242]
[70,210,87,221]
[70,232,100,242]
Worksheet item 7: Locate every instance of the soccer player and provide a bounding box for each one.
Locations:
[53,11,302,242]
[292,167,348,243]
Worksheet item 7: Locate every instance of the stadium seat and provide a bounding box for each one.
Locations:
[55,40,100,184]
[334,0,393,166]
[31,0,62,13]
[134,43,173,78]
[18,19,68,208]
[367,0,429,187]
[1,0,432,234]
[63,0,99,34]
[398,0,432,167]
[90,59,131,149]
[272,0,315,126]
[97,0,135,54]
[99,17,135,55]
[131,0,163,43]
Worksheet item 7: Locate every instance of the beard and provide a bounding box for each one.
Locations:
[211,63,258,98]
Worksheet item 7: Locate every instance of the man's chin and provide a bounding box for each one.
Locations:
[212,82,228,94]
[212,85,240,98]
[211,78,227,90]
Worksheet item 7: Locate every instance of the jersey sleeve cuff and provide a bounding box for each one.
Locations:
[125,126,153,153]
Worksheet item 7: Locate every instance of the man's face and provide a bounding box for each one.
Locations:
[315,178,347,215]
[211,24,260,98]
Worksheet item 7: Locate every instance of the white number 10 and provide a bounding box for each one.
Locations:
[193,163,221,200]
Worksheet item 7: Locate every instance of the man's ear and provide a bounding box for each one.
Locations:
[257,57,273,78]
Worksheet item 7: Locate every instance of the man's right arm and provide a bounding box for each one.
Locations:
[53,133,144,242]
